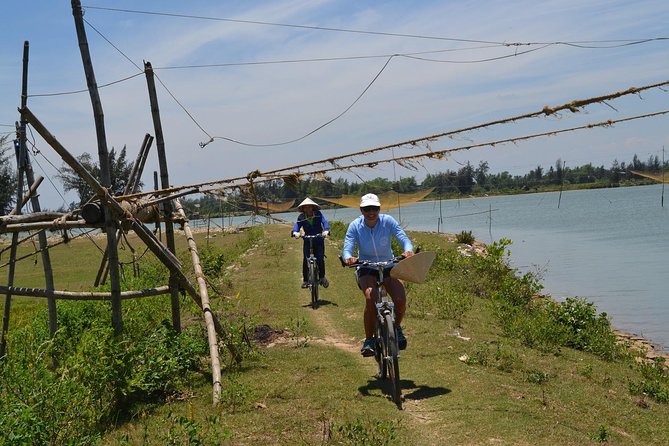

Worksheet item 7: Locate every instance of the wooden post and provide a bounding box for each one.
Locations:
[71,0,123,334]
[144,61,180,332]
[1,41,30,360]
[153,171,160,233]
[127,134,153,194]
[174,198,222,405]
[18,41,58,337]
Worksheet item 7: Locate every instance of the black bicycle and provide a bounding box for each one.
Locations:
[342,256,405,408]
[301,234,325,308]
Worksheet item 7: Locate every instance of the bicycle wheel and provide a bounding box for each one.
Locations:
[384,313,402,408]
[375,320,387,379]
[308,261,319,308]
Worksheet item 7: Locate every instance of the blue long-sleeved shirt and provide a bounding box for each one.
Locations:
[292,210,330,235]
[342,214,413,262]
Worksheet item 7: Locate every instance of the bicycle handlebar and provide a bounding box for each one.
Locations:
[339,255,405,268]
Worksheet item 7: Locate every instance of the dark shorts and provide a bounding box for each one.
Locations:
[356,266,393,288]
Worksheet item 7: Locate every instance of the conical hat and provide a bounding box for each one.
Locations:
[390,251,436,284]
[297,197,320,211]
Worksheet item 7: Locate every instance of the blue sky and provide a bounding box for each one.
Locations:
[1,0,668,209]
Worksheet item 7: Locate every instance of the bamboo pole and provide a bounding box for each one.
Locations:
[71,0,123,334]
[144,61,181,332]
[0,285,170,300]
[17,40,57,337]
[127,134,153,194]
[174,198,221,405]
[0,220,102,235]
[8,176,43,216]
[153,171,160,233]
[0,212,69,225]
[1,42,30,360]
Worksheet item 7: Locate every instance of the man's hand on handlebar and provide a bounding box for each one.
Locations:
[402,251,414,258]
[344,256,358,266]
[292,232,301,238]
[322,230,329,237]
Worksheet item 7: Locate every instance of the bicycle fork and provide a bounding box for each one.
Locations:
[376,289,398,358]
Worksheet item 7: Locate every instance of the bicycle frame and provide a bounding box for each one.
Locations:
[301,234,323,308]
[342,256,404,408]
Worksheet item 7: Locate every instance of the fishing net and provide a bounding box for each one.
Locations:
[317,188,434,210]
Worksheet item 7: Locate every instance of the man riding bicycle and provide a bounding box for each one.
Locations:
[341,193,414,356]
[292,197,330,289]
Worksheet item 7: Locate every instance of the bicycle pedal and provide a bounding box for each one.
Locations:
[361,349,375,357]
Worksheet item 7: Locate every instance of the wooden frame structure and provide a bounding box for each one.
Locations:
[0,0,225,404]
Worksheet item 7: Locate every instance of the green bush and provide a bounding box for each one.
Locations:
[494,300,567,354]
[629,358,669,403]
[455,230,475,245]
[0,325,111,445]
[0,299,209,444]
[327,220,348,241]
[548,297,620,360]
[199,245,227,277]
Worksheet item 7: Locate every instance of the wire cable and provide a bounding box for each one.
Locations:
[28,72,144,98]
[84,18,143,71]
[80,5,669,48]
[201,55,395,148]
[152,44,514,70]
[80,5,508,45]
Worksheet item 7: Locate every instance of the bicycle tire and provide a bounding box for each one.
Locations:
[308,261,319,308]
[384,313,402,408]
[375,319,387,379]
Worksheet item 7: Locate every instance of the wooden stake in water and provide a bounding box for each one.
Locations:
[557,160,566,209]
[662,146,665,208]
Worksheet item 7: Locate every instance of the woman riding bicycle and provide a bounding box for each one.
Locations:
[291,197,330,289]
[341,193,414,356]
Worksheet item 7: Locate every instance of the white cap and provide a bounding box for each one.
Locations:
[297,197,320,211]
[360,193,381,207]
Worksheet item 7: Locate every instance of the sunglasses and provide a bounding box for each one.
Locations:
[361,206,380,212]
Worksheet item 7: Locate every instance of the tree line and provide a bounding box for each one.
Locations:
[0,134,664,215]
[185,155,664,216]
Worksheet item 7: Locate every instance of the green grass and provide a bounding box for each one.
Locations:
[1,224,668,445]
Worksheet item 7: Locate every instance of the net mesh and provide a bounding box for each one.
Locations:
[317,188,434,210]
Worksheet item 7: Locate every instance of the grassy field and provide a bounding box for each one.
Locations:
[1,223,668,445]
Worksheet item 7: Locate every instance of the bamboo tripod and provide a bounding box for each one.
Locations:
[1,0,226,404]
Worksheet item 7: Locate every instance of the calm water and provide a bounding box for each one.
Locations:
[316,185,669,351]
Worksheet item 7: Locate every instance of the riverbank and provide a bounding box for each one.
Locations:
[616,330,669,362]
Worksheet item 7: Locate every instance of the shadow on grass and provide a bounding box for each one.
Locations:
[358,378,450,402]
[402,380,451,401]
[300,299,338,309]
